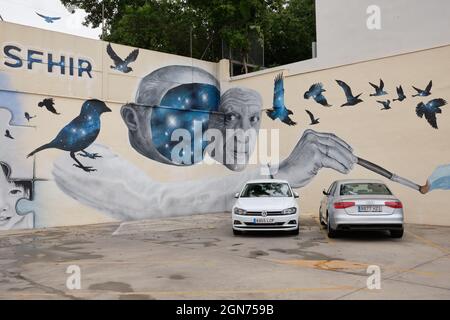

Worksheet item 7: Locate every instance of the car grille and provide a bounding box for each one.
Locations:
[246,211,283,216]
[243,222,289,228]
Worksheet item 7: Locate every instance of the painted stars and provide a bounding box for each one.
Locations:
[150,83,220,164]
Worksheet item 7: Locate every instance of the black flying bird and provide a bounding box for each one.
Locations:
[24,112,36,122]
[303,83,331,107]
[38,98,60,115]
[393,85,406,102]
[369,79,387,96]
[415,98,447,129]
[266,73,296,126]
[377,100,391,110]
[27,99,111,172]
[336,80,363,107]
[36,12,61,23]
[4,130,14,139]
[305,109,319,125]
[107,43,139,73]
[412,80,432,97]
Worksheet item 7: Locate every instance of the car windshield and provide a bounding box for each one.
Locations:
[340,183,392,196]
[241,183,292,198]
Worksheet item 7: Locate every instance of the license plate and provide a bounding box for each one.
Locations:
[358,205,382,212]
[253,218,275,224]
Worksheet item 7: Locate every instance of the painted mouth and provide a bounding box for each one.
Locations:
[0,216,12,222]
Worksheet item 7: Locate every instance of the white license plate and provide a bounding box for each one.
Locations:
[358,205,382,212]
[253,218,275,224]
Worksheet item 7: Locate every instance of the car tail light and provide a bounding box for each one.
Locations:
[385,201,403,208]
[334,201,355,209]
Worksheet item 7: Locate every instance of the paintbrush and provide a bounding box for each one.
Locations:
[357,157,430,194]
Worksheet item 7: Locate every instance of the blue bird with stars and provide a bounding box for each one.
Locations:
[266,73,296,126]
[412,80,432,97]
[336,80,363,107]
[27,99,111,172]
[303,83,331,107]
[36,12,61,23]
[107,43,139,73]
[415,98,447,129]
[393,85,406,102]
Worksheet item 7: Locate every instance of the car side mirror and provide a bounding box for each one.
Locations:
[322,189,329,196]
[293,192,299,198]
[234,193,240,198]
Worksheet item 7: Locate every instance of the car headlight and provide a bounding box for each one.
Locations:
[234,207,247,215]
[282,207,297,215]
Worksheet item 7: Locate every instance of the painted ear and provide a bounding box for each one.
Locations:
[120,104,139,131]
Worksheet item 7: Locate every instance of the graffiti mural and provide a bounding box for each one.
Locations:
[266,73,296,126]
[107,43,139,73]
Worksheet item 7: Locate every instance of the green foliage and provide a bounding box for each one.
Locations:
[60,0,316,71]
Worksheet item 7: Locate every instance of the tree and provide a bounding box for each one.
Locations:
[60,0,316,73]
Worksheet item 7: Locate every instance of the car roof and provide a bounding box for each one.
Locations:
[335,179,387,185]
[245,179,290,184]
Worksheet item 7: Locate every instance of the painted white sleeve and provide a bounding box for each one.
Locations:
[52,144,270,221]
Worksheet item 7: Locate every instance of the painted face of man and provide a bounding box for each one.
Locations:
[0,163,32,230]
[208,87,262,171]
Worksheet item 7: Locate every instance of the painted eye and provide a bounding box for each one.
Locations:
[9,189,22,196]
[250,115,260,123]
[225,114,237,122]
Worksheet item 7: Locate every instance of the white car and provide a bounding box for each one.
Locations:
[319,179,404,238]
[232,179,300,235]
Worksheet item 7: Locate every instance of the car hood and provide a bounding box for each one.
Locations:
[235,197,296,211]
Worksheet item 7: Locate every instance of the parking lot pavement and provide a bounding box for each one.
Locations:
[0,213,449,300]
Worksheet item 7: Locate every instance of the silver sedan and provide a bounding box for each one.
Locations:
[319,179,404,238]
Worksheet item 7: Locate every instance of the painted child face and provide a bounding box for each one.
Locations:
[0,167,31,230]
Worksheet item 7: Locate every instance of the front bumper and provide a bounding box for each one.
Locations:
[232,213,299,232]
[330,209,404,230]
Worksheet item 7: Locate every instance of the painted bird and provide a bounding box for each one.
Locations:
[27,99,111,172]
[415,98,447,129]
[412,80,432,97]
[38,98,60,115]
[336,80,363,107]
[303,83,331,107]
[393,85,406,102]
[369,79,387,96]
[305,109,319,125]
[266,73,296,126]
[377,100,391,110]
[106,43,139,73]
[24,112,36,122]
[4,130,14,139]
[36,12,61,23]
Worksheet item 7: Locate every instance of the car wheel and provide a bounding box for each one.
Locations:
[327,214,338,238]
[233,229,242,236]
[290,227,300,235]
[390,229,404,238]
[319,211,326,227]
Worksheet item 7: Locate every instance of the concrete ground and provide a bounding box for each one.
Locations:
[0,213,449,300]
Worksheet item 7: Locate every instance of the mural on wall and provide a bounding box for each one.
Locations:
[303,83,331,107]
[305,109,319,125]
[24,112,36,122]
[393,85,406,102]
[106,43,139,74]
[377,99,391,110]
[415,98,447,129]
[412,80,432,97]
[4,129,14,139]
[27,99,111,172]
[38,98,60,115]
[266,73,296,126]
[336,80,363,107]
[0,161,34,230]
[35,12,61,24]
[369,79,387,96]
